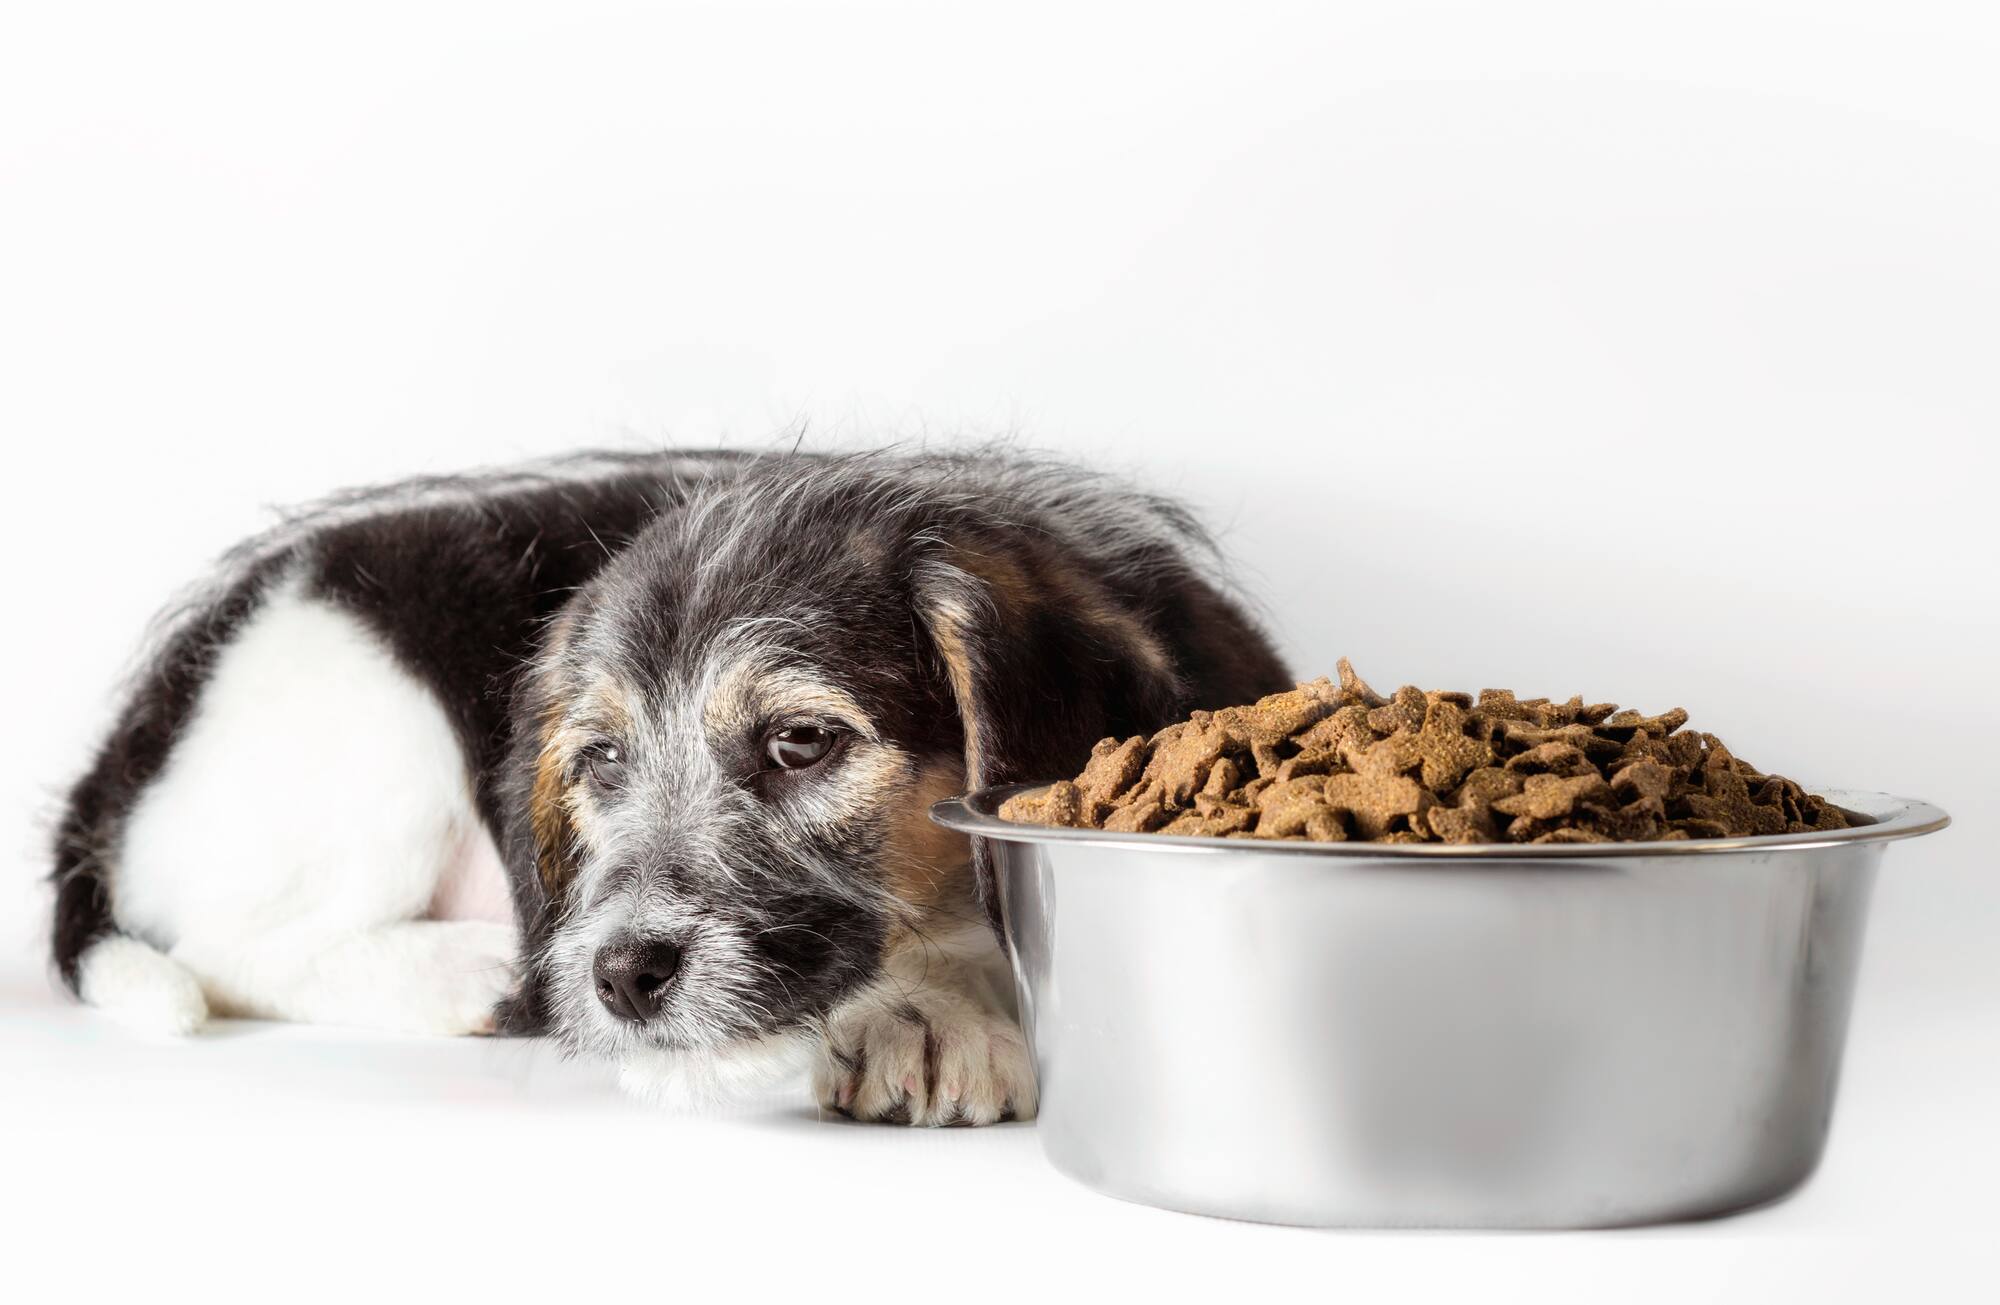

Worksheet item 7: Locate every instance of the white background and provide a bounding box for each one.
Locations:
[2,1,1994,1300]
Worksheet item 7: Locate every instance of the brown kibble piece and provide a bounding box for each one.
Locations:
[1076,736,1147,803]
[1473,689,1532,722]
[996,790,1049,824]
[1102,794,1169,833]
[1215,683,1338,743]
[1491,772,1612,821]
[1533,827,1612,844]
[1274,749,1338,783]
[1322,771,1426,839]
[1600,707,1691,738]
[1304,811,1348,842]
[1337,657,1387,708]
[1367,685,1428,735]
[1427,803,1497,844]
[1256,776,1333,838]
[1293,704,1377,766]
[1160,803,1256,837]
[1142,719,1231,805]
[1201,756,1242,799]
[1502,720,1627,761]
[1044,780,1088,827]
[1453,766,1526,810]
[1000,779,1090,828]
[1406,696,1496,789]
[1665,732,1705,770]
[1685,768,1788,836]
[1611,759,1675,804]
[1505,741,1594,776]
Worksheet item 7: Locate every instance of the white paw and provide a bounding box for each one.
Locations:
[78,936,209,1036]
[392,921,519,1035]
[168,920,519,1035]
[813,990,1036,1126]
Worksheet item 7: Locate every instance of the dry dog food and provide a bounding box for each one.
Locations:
[999,661,1853,844]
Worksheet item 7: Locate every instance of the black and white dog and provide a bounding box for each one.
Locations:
[49,449,1287,1123]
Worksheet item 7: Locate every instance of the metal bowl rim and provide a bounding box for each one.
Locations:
[932,784,1948,860]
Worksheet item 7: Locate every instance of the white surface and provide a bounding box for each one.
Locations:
[3,1,1995,1300]
[1,982,1992,1301]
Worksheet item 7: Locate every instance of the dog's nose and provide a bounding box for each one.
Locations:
[593,937,683,1023]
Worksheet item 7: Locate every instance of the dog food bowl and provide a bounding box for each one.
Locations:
[931,786,1948,1228]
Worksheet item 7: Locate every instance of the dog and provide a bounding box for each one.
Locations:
[48,448,1289,1123]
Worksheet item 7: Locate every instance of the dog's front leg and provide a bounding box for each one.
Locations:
[812,924,1036,1126]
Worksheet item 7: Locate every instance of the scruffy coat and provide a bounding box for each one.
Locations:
[49,448,1288,1121]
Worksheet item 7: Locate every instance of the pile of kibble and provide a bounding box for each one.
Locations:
[998,660,1853,844]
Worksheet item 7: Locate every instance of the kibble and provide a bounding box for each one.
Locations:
[998,660,1854,844]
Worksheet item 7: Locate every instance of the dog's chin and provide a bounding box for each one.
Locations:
[616,1028,817,1112]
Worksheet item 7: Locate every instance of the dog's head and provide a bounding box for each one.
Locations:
[500,456,1201,1092]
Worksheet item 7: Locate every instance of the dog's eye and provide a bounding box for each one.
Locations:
[580,742,626,789]
[764,725,837,770]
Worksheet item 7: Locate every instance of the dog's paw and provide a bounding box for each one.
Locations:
[403,921,520,1035]
[78,936,210,1036]
[305,920,518,1036]
[812,992,1036,1126]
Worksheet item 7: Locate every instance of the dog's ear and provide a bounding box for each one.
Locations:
[911,533,1190,924]
[494,616,587,1033]
[524,704,583,905]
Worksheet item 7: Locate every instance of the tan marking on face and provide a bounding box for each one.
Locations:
[530,650,638,898]
[799,738,911,830]
[528,614,581,898]
[566,676,635,741]
[879,756,975,938]
[530,708,577,898]
[705,658,878,742]
[554,674,636,847]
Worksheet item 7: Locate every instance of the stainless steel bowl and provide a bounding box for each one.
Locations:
[932,786,1949,1228]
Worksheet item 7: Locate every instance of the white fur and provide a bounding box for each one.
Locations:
[618,1030,817,1111]
[76,935,208,1036]
[102,575,517,1035]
